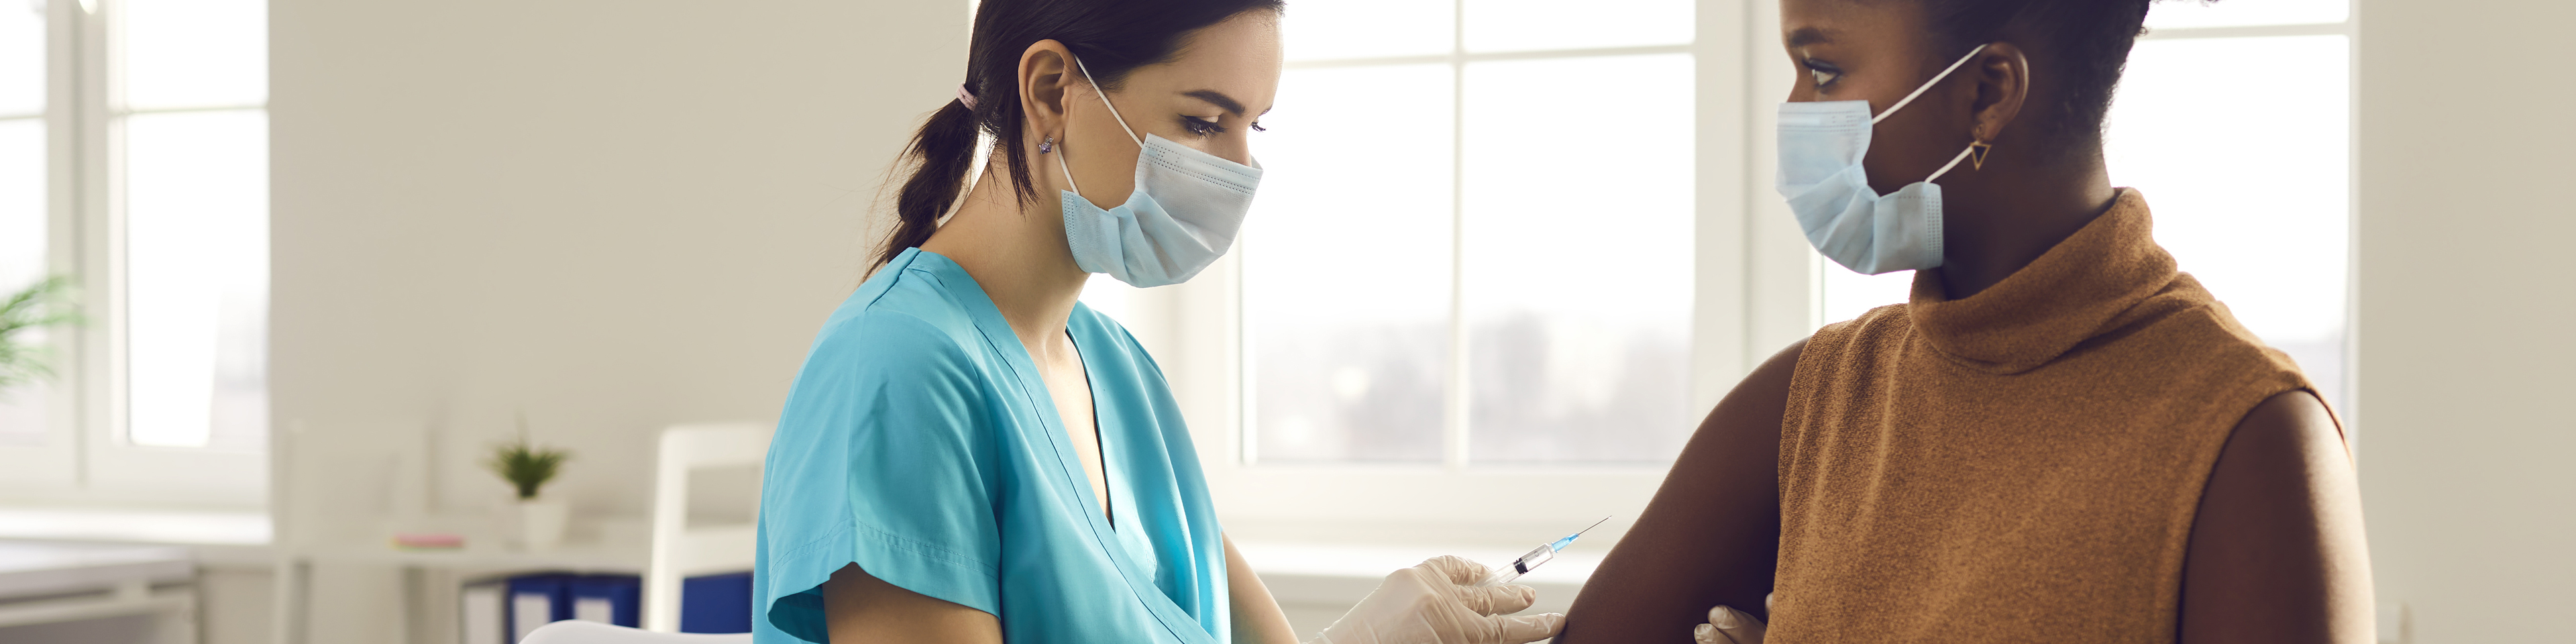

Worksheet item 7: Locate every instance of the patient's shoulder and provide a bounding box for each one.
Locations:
[1555,338,1804,641]
[1681,335,1805,462]
[2179,388,2368,643]
[1719,336,1808,430]
[1754,337,1809,392]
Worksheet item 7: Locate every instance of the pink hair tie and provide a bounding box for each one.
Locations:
[956,84,979,111]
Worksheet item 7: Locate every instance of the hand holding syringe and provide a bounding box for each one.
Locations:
[1478,517,1612,586]
[1301,517,1612,644]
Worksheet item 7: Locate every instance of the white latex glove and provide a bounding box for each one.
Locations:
[1691,594,1774,644]
[1305,555,1564,644]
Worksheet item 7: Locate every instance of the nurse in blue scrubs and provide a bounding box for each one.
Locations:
[753,1,1568,643]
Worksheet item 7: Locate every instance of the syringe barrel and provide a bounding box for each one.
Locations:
[1513,545,1554,573]
[1479,545,1557,586]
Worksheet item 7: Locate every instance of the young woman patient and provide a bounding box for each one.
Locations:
[1558,0,2372,643]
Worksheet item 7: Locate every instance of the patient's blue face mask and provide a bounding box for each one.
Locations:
[1776,44,1988,275]
[1055,58,1264,288]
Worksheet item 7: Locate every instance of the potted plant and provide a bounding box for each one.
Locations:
[0,276,80,395]
[486,415,573,551]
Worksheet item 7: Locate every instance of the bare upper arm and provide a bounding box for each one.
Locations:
[2179,389,2375,644]
[1556,337,1805,643]
[822,563,1003,644]
[1224,533,1302,644]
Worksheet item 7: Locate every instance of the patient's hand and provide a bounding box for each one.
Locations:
[1692,594,1772,644]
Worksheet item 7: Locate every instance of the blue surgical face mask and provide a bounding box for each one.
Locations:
[1776,44,1988,275]
[1055,58,1263,288]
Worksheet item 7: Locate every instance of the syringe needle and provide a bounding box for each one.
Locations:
[1571,516,1612,538]
[1486,517,1619,586]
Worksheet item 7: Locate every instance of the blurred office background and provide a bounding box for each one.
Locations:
[0,0,2565,641]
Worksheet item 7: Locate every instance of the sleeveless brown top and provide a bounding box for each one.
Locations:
[1770,189,2322,643]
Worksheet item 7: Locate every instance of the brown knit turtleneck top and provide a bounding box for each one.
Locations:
[1769,189,2326,643]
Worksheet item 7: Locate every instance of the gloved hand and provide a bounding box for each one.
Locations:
[1691,594,1773,644]
[1305,555,1564,644]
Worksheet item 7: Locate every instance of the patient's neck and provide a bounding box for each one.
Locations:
[918,163,1091,354]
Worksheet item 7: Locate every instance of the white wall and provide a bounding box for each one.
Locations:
[2350,0,2576,641]
[256,0,2576,641]
[268,0,962,637]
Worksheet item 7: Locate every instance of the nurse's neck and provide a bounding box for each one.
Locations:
[919,162,1092,353]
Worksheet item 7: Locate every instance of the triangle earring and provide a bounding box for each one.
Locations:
[1968,141,1994,170]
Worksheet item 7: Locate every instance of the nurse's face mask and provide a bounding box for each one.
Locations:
[1775,44,1988,276]
[1055,58,1265,288]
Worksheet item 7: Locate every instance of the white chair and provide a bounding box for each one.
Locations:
[524,619,753,643]
[643,423,773,633]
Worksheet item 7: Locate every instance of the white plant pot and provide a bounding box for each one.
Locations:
[517,498,569,551]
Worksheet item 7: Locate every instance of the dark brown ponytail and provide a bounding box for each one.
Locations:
[878,99,981,269]
[870,0,1287,271]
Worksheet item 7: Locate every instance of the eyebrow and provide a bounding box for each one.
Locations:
[1785,28,1834,48]
[1182,89,1269,117]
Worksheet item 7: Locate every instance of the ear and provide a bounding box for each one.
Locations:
[1967,42,2031,144]
[1018,40,1077,148]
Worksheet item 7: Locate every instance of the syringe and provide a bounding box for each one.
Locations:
[1479,517,1612,586]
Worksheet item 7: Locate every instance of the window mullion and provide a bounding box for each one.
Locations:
[70,0,115,485]
[1442,0,1470,471]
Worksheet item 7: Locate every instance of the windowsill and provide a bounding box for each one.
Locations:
[0,540,196,599]
[0,506,271,547]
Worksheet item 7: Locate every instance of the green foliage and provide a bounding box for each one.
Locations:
[486,415,572,500]
[0,276,82,391]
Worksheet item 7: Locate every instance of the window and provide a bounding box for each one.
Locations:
[1821,0,2356,410]
[1101,0,2354,542]
[0,0,269,501]
[1,0,48,447]
[1242,0,1698,466]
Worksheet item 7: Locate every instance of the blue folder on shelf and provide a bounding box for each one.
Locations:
[488,571,745,637]
[680,572,753,633]
[504,572,643,640]
[570,575,641,627]
[506,573,574,641]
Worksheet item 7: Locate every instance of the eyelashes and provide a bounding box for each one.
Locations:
[1181,116,1267,136]
[1804,59,1842,89]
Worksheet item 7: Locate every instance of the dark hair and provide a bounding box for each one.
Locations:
[1917,0,2167,152]
[875,0,1287,270]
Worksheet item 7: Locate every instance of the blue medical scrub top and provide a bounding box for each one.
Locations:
[754,248,1229,643]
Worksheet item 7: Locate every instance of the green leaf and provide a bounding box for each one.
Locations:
[485,429,572,500]
[0,275,83,391]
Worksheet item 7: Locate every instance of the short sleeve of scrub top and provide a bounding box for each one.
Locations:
[754,248,1230,644]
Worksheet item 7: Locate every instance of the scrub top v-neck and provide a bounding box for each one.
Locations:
[754,248,1229,644]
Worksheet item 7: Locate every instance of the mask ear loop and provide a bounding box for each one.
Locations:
[1923,144,1980,183]
[1871,44,1990,125]
[1883,44,1996,184]
[1072,56,1145,146]
[1055,135,1085,198]
[1055,55,1148,204]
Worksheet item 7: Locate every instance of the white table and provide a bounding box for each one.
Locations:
[0,540,200,643]
[274,539,653,644]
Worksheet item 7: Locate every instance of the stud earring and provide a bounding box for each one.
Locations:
[1968,140,1994,170]
[1038,137,1055,154]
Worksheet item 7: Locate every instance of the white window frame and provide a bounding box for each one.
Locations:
[1140,0,2363,543]
[0,0,268,507]
[1116,0,1804,543]
[2119,11,2363,439]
